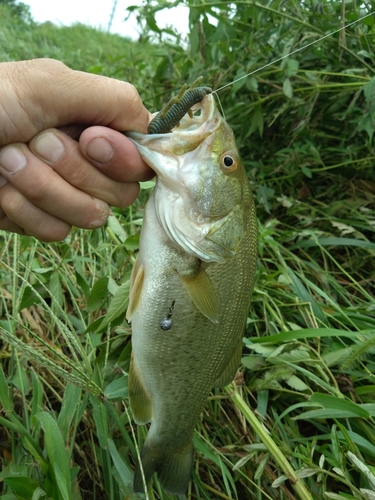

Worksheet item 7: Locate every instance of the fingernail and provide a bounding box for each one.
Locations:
[34,133,65,162]
[0,147,27,173]
[87,138,114,164]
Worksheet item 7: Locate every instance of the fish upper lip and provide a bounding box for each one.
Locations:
[170,94,219,135]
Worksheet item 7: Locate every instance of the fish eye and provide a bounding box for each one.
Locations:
[220,152,238,172]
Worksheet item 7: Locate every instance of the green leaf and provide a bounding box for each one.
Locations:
[12,362,30,396]
[294,409,367,419]
[31,486,47,500]
[3,477,39,497]
[95,281,130,332]
[291,237,375,251]
[324,494,357,499]
[107,214,128,243]
[0,464,28,480]
[295,402,375,420]
[270,347,311,364]
[108,439,133,487]
[301,166,312,178]
[254,453,269,480]
[87,277,109,313]
[139,180,156,190]
[363,76,375,103]
[285,59,299,77]
[0,365,13,412]
[285,375,310,392]
[124,234,140,251]
[309,393,370,418]
[246,76,258,93]
[75,271,90,299]
[232,71,247,93]
[347,451,375,489]
[57,383,82,442]
[104,376,128,400]
[49,271,64,307]
[18,285,41,310]
[31,371,44,419]
[356,385,375,395]
[36,412,71,500]
[189,21,200,56]
[286,266,326,323]
[90,396,108,450]
[146,13,161,33]
[246,328,374,344]
[107,277,120,296]
[248,106,264,137]
[255,184,274,214]
[54,463,70,500]
[322,347,353,367]
[283,78,293,98]
[241,355,265,370]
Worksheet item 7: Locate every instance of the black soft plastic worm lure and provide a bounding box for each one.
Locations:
[148,77,212,134]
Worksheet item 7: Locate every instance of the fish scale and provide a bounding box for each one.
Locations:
[126,93,258,494]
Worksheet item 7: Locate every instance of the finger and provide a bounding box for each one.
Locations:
[0,143,110,228]
[79,126,155,182]
[3,59,151,145]
[29,129,142,207]
[0,183,72,241]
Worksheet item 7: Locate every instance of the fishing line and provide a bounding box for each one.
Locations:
[214,91,226,120]
[212,10,375,94]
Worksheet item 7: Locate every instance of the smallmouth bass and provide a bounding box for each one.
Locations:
[126,92,258,494]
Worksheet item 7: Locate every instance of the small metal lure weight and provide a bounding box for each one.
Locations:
[159,300,176,331]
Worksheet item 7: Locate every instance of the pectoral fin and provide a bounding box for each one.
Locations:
[128,355,152,424]
[126,257,144,321]
[214,339,243,387]
[179,268,218,323]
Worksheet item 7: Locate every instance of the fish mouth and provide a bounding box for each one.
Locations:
[127,94,222,156]
[165,93,219,135]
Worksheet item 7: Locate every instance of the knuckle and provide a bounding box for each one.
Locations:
[121,82,140,111]
[66,162,91,188]
[24,176,53,205]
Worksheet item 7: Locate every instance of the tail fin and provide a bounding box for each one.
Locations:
[134,440,193,495]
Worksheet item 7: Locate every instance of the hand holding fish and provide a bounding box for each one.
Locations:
[0,58,153,241]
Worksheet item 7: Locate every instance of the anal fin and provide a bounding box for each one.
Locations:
[214,339,243,388]
[128,355,152,424]
[179,267,218,323]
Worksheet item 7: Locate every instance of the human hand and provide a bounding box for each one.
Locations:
[0,58,153,241]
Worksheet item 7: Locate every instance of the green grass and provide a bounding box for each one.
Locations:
[1,1,375,499]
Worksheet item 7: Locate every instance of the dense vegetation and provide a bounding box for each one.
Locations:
[0,0,375,499]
